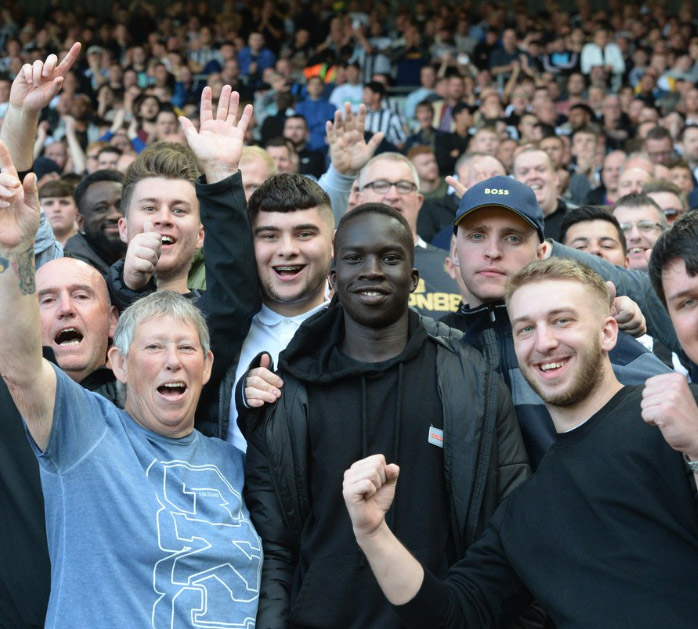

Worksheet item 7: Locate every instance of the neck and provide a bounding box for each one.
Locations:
[156,272,190,294]
[541,199,558,217]
[549,366,623,433]
[341,312,409,362]
[55,226,77,247]
[263,289,326,317]
[419,176,441,193]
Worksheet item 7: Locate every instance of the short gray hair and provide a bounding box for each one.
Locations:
[113,291,210,358]
[358,152,421,191]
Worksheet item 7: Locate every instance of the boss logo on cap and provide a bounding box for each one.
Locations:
[484,188,510,195]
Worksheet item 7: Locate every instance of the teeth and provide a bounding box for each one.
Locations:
[161,236,174,244]
[55,327,83,345]
[275,266,301,272]
[361,291,381,296]
[629,247,644,254]
[540,361,564,371]
[162,382,185,388]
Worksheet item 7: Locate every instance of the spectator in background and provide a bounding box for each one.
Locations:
[39,179,80,246]
[587,150,626,206]
[404,65,438,124]
[643,179,687,224]
[612,193,667,271]
[283,114,325,178]
[363,81,406,150]
[329,61,364,112]
[295,75,336,152]
[238,32,276,88]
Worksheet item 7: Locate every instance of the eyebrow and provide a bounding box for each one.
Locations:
[254,223,321,233]
[38,283,97,298]
[463,223,534,234]
[667,288,698,303]
[136,197,193,207]
[510,307,577,326]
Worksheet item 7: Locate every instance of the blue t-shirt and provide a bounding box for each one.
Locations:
[31,365,261,628]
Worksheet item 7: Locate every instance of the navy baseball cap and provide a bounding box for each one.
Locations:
[453,175,545,242]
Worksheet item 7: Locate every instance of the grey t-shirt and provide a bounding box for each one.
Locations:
[31,365,262,628]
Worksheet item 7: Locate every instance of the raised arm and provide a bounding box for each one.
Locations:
[319,103,384,221]
[0,142,56,450]
[181,85,260,384]
[0,43,81,171]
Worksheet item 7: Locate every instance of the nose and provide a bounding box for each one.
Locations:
[358,255,383,279]
[626,224,641,241]
[534,324,559,354]
[484,238,503,260]
[277,233,300,257]
[164,344,183,370]
[105,204,122,221]
[150,207,173,227]
[56,294,76,318]
[383,183,401,202]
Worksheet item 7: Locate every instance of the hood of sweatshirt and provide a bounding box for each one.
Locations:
[278,303,429,384]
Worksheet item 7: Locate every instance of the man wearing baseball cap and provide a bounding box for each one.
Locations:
[447,175,669,467]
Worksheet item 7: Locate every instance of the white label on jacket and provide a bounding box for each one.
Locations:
[428,426,444,448]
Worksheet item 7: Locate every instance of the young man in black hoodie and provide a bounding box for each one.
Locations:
[240,204,530,628]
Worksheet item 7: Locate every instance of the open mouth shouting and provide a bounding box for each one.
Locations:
[54,327,84,347]
[157,381,187,400]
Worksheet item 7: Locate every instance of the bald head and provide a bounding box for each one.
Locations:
[36,258,117,382]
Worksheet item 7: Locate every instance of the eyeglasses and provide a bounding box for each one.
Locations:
[618,220,664,234]
[663,208,683,220]
[361,180,418,195]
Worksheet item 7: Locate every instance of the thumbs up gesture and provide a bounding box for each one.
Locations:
[123,220,162,290]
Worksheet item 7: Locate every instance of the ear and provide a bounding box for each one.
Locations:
[108,306,118,339]
[329,269,337,289]
[108,346,127,384]
[416,192,424,211]
[410,268,420,292]
[600,315,618,353]
[202,350,213,386]
[536,240,551,260]
[118,216,129,244]
[196,224,204,250]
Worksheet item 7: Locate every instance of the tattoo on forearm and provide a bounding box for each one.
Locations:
[10,245,36,295]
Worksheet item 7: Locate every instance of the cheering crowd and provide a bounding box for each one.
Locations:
[0,0,697,627]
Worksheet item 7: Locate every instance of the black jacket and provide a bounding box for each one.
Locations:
[240,306,530,628]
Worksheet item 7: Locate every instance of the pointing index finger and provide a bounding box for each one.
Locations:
[56,42,82,76]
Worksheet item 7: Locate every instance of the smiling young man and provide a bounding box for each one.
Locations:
[649,210,698,381]
[0,141,261,625]
[240,204,528,628]
[357,152,461,318]
[221,173,335,452]
[611,192,667,271]
[64,169,126,277]
[342,258,698,628]
[512,147,570,240]
[447,176,669,466]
